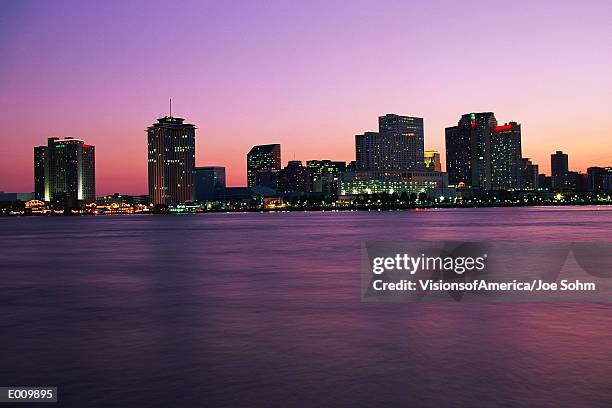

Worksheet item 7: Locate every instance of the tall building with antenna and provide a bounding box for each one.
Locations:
[147,100,196,205]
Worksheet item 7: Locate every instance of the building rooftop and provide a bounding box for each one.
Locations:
[248,144,280,154]
[147,116,196,129]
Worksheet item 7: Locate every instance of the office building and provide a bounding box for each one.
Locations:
[562,171,587,193]
[378,114,425,171]
[551,151,569,191]
[195,166,226,202]
[34,137,95,204]
[338,170,446,196]
[306,160,346,194]
[587,167,606,192]
[247,144,281,188]
[603,170,612,192]
[356,114,425,171]
[278,161,310,193]
[538,174,552,191]
[586,167,612,193]
[424,150,441,172]
[520,158,539,190]
[445,112,496,189]
[490,122,522,190]
[147,116,196,205]
[446,113,521,190]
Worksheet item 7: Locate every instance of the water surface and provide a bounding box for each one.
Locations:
[1,207,611,407]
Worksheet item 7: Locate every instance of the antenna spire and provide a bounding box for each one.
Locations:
[169,98,172,118]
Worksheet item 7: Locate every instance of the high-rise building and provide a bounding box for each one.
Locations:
[490,122,522,190]
[445,112,497,189]
[424,150,441,172]
[445,123,473,188]
[445,113,521,190]
[521,158,539,190]
[247,144,281,188]
[34,147,46,200]
[147,116,196,205]
[378,114,425,171]
[603,170,612,192]
[586,167,612,192]
[562,171,587,193]
[195,166,226,202]
[278,161,310,193]
[306,160,346,194]
[34,137,95,204]
[356,114,425,171]
[538,174,552,191]
[306,160,346,175]
[551,151,569,191]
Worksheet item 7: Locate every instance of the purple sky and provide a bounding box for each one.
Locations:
[1,0,611,195]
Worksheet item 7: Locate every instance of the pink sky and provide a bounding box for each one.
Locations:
[1,0,610,195]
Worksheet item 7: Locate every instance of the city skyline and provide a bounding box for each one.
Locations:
[21,109,610,210]
[6,108,610,199]
[1,1,611,195]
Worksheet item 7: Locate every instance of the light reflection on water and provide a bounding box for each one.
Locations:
[1,207,611,407]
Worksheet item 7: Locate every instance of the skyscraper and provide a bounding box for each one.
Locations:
[587,167,607,192]
[424,150,441,172]
[551,151,569,191]
[247,144,281,188]
[356,115,425,171]
[521,158,539,190]
[445,121,473,188]
[278,161,310,193]
[306,160,346,194]
[147,116,196,205]
[34,137,95,204]
[34,147,47,200]
[446,113,521,190]
[490,122,522,190]
[378,114,425,171]
[195,166,226,202]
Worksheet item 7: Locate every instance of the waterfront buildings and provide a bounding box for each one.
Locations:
[338,171,447,196]
[551,151,569,191]
[445,117,474,188]
[446,112,494,189]
[586,167,612,192]
[247,144,281,188]
[195,166,226,202]
[356,114,425,171]
[223,186,277,208]
[277,161,310,193]
[490,122,522,190]
[445,113,521,190]
[147,116,196,205]
[22,109,610,214]
[378,114,425,171]
[604,171,612,192]
[34,137,96,204]
[306,160,346,194]
[538,174,553,191]
[348,114,442,196]
[520,158,539,190]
